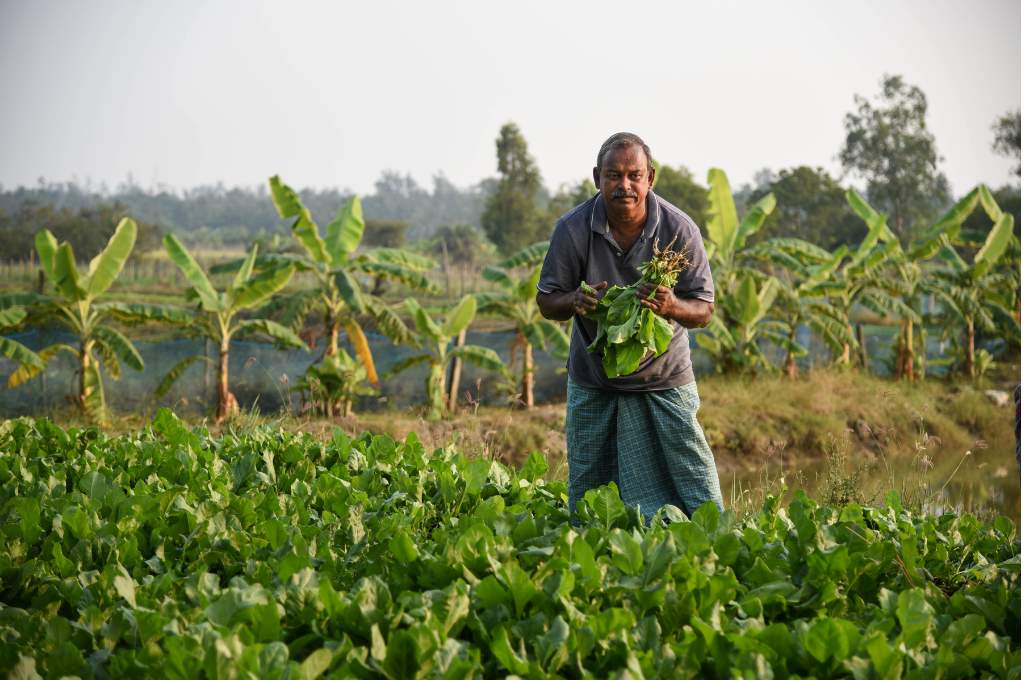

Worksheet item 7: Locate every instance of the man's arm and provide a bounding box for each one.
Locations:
[636,283,714,328]
[537,281,608,321]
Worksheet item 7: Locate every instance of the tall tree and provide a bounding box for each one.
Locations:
[839,74,950,243]
[992,109,1021,177]
[481,123,546,251]
[747,166,864,250]
[652,164,709,227]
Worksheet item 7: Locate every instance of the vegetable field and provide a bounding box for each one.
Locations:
[1,414,1019,678]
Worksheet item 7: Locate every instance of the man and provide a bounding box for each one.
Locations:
[536,132,723,521]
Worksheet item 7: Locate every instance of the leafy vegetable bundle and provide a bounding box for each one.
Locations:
[584,237,690,377]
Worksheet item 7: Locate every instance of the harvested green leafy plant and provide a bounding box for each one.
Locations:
[584,237,690,377]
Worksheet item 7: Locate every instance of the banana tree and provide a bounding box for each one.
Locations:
[696,271,782,374]
[160,235,305,422]
[697,169,783,373]
[917,187,1017,378]
[745,238,853,378]
[291,348,376,417]
[248,177,430,369]
[2,219,187,421]
[476,241,569,408]
[387,296,507,419]
[819,191,905,368]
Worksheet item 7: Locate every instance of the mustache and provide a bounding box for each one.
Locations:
[611,189,638,199]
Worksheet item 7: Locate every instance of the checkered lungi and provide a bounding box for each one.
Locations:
[566,377,724,520]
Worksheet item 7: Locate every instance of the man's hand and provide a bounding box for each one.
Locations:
[636,282,676,317]
[573,280,608,316]
[537,281,607,321]
[636,283,715,328]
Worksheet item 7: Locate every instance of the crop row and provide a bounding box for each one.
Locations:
[0,413,1019,678]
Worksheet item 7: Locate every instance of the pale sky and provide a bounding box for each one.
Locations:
[1,0,1020,197]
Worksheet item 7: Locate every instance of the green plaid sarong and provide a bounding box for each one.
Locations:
[566,377,724,520]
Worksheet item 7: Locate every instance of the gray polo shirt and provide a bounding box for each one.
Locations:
[537,191,714,391]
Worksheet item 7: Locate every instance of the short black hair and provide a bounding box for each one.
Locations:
[596,132,653,172]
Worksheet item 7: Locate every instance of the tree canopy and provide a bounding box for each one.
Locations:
[481,123,548,252]
[839,74,950,243]
[747,166,865,251]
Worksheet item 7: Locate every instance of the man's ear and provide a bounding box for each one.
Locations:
[592,166,600,191]
[648,165,656,187]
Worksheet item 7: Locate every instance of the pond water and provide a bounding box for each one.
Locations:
[0,323,970,418]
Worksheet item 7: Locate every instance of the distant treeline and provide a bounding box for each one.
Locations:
[0,171,495,258]
[0,166,1018,266]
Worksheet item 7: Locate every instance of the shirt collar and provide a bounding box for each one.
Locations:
[590,191,661,240]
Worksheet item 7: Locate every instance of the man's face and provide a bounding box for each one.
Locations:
[593,144,655,220]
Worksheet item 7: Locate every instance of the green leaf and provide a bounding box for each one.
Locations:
[0,335,45,372]
[384,353,432,378]
[155,354,211,398]
[978,184,1004,221]
[268,175,304,218]
[615,339,646,376]
[292,209,331,265]
[230,264,295,310]
[448,345,506,374]
[361,247,434,270]
[442,295,477,337]
[482,266,515,288]
[100,302,194,325]
[388,530,420,564]
[735,275,760,326]
[896,588,935,649]
[333,270,366,314]
[93,326,144,372]
[35,230,60,283]
[706,168,739,256]
[232,244,259,290]
[490,627,529,675]
[298,648,333,680]
[54,242,85,301]
[325,196,364,264]
[497,561,537,616]
[7,343,76,388]
[351,261,438,292]
[406,299,443,342]
[235,319,306,349]
[735,192,775,250]
[85,217,136,296]
[971,213,1014,279]
[499,241,549,269]
[163,234,219,311]
[608,529,644,575]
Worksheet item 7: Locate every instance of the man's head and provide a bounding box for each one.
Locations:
[593,132,655,224]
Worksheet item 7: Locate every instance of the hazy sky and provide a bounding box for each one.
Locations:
[1,1,1019,197]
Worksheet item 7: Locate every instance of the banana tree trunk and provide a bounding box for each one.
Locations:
[904,320,915,383]
[523,340,535,408]
[216,339,237,423]
[840,342,850,366]
[895,321,907,381]
[427,361,446,420]
[965,317,975,379]
[79,340,94,408]
[856,324,869,372]
[784,326,797,380]
[326,313,340,357]
[447,329,466,413]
